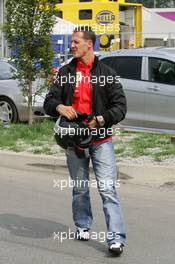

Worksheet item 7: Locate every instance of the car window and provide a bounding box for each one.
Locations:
[101,56,142,80]
[148,57,175,85]
[0,62,14,80]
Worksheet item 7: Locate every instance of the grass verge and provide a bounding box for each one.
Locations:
[114,131,175,162]
[0,120,56,155]
[0,120,174,162]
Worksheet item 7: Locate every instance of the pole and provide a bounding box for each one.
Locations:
[154,0,156,8]
[0,0,2,56]
[0,0,5,57]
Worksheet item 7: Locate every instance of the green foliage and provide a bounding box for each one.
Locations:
[3,0,58,124]
[114,131,175,162]
[0,121,174,161]
[0,119,55,153]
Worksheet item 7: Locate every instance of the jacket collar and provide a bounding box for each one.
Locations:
[68,55,99,72]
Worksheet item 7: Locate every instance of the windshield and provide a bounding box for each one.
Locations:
[0,61,15,80]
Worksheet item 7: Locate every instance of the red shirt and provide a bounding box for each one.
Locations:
[72,59,92,114]
[72,59,112,145]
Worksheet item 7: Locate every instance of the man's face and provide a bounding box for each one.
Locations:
[71,31,93,58]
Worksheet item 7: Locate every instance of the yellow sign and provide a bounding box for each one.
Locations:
[96,11,115,25]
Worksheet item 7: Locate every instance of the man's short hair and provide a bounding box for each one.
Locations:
[73,26,96,47]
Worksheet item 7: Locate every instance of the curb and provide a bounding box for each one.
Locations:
[0,150,175,168]
[0,150,175,188]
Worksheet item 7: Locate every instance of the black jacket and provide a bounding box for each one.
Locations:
[44,56,127,130]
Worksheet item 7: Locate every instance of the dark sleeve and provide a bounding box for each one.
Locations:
[102,73,127,126]
[43,72,63,117]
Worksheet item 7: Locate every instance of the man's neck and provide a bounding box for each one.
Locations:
[79,52,95,65]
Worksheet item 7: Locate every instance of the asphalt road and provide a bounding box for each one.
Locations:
[0,152,175,264]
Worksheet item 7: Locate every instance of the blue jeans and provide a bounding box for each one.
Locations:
[66,140,126,246]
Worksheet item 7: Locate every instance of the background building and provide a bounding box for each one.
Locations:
[142,7,175,47]
[55,0,142,51]
[2,0,175,62]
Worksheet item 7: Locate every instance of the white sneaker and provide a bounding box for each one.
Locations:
[76,227,90,241]
[109,242,124,255]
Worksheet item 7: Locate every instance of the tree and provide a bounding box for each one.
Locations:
[3,0,57,125]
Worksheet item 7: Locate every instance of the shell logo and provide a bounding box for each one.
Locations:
[96,10,115,25]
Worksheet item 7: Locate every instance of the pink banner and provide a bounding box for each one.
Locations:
[156,12,175,22]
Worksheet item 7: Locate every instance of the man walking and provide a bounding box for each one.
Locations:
[44,26,127,255]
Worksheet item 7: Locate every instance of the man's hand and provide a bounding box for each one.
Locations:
[87,117,97,128]
[56,104,78,120]
[87,116,105,128]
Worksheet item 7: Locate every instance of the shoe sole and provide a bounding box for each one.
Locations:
[76,230,89,241]
[109,247,123,255]
[76,237,89,241]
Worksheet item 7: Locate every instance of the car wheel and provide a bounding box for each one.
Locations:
[0,97,19,123]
